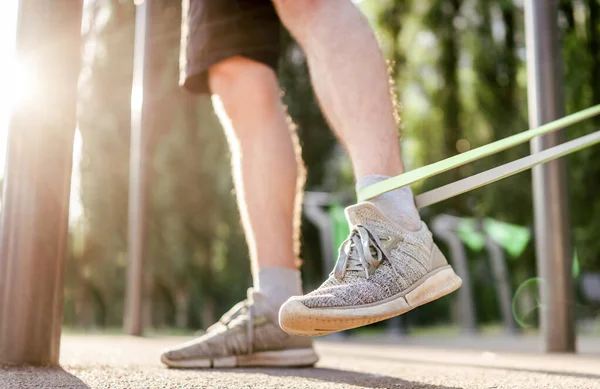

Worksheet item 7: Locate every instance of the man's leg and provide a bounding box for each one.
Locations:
[162,0,317,368]
[273,0,421,230]
[208,56,305,307]
[273,0,402,178]
[161,57,317,368]
[275,0,462,336]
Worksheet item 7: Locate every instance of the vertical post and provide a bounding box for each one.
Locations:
[124,0,150,336]
[303,192,335,276]
[0,0,82,365]
[524,0,575,352]
[483,237,518,334]
[431,215,478,334]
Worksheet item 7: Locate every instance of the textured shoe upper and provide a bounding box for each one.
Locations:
[291,202,434,309]
[162,288,311,361]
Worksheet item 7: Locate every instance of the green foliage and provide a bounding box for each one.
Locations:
[69,0,252,329]
[72,0,136,327]
[561,0,600,271]
[362,0,600,326]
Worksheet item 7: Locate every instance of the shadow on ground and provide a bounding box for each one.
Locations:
[0,365,89,389]
[186,366,460,389]
[0,365,457,389]
[325,350,600,381]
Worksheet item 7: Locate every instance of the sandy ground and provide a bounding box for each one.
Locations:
[1,334,599,389]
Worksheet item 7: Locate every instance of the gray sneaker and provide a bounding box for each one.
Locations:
[279,202,462,337]
[161,288,318,368]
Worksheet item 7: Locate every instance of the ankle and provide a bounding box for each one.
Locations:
[254,266,302,308]
[356,175,421,231]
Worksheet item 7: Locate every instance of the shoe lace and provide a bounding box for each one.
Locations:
[333,224,401,280]
[207,298,256,355]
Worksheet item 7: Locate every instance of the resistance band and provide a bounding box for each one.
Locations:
[358,104,600,203]
[415,129,600,208]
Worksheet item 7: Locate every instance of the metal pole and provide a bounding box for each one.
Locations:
[431,215,477,334]
[483,236,518,334]
[0,0,82,365]
[524,0,575,352]
[124,0,150,336]
[303,192,336,275]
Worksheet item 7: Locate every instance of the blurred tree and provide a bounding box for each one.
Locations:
[560,0,600,272]
[364,0,600,325]
[73,0,250,329]
[76,0,136,327]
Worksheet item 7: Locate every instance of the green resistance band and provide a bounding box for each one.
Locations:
[415,129,600,208]
[358,104,600,202]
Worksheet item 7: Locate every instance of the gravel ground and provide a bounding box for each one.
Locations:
[1,335,599,389]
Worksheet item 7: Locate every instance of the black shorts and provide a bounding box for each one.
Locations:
[180,0,281,94]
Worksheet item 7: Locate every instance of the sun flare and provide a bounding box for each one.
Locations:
[9,59,34,108]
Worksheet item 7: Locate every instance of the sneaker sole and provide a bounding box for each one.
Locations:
[279,266,462,337]
[160,348,319,369]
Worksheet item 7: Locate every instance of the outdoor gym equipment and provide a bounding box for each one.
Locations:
[357,101,600,353]
[358,103,600,350]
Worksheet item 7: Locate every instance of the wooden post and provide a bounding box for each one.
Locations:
[0,0,83,366]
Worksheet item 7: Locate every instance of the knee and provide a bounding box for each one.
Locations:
[272,0,327,38]
[208,56,280,119]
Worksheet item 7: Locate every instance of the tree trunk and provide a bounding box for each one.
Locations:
[202,295,216,330]
[174,288,189,329]
[589,0,600,107]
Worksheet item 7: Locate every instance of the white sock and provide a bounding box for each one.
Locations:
[356,174,421,231]
[254,266,302,308]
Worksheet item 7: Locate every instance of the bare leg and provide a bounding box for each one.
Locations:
[208,56,305,280]
[161,59,315,369]
[274,1,459,340]
[273,0,404,179]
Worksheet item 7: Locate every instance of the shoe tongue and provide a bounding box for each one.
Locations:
[247,289,278,320]
[344,202,381,229]
[338,203,381,279]
[247,288,267,310]
[247,287,257,302]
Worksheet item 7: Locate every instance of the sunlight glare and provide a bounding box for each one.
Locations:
[0,0,19,177]
[69,129,84,224]
[131,85,144,112]
[9,59,35,108]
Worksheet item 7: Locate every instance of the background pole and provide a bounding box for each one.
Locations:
[524,0,576,352]
[125,0,148,336]
[124,0,154,336]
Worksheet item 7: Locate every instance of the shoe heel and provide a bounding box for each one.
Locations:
[431,243,449,269]
[405,267,462,308]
